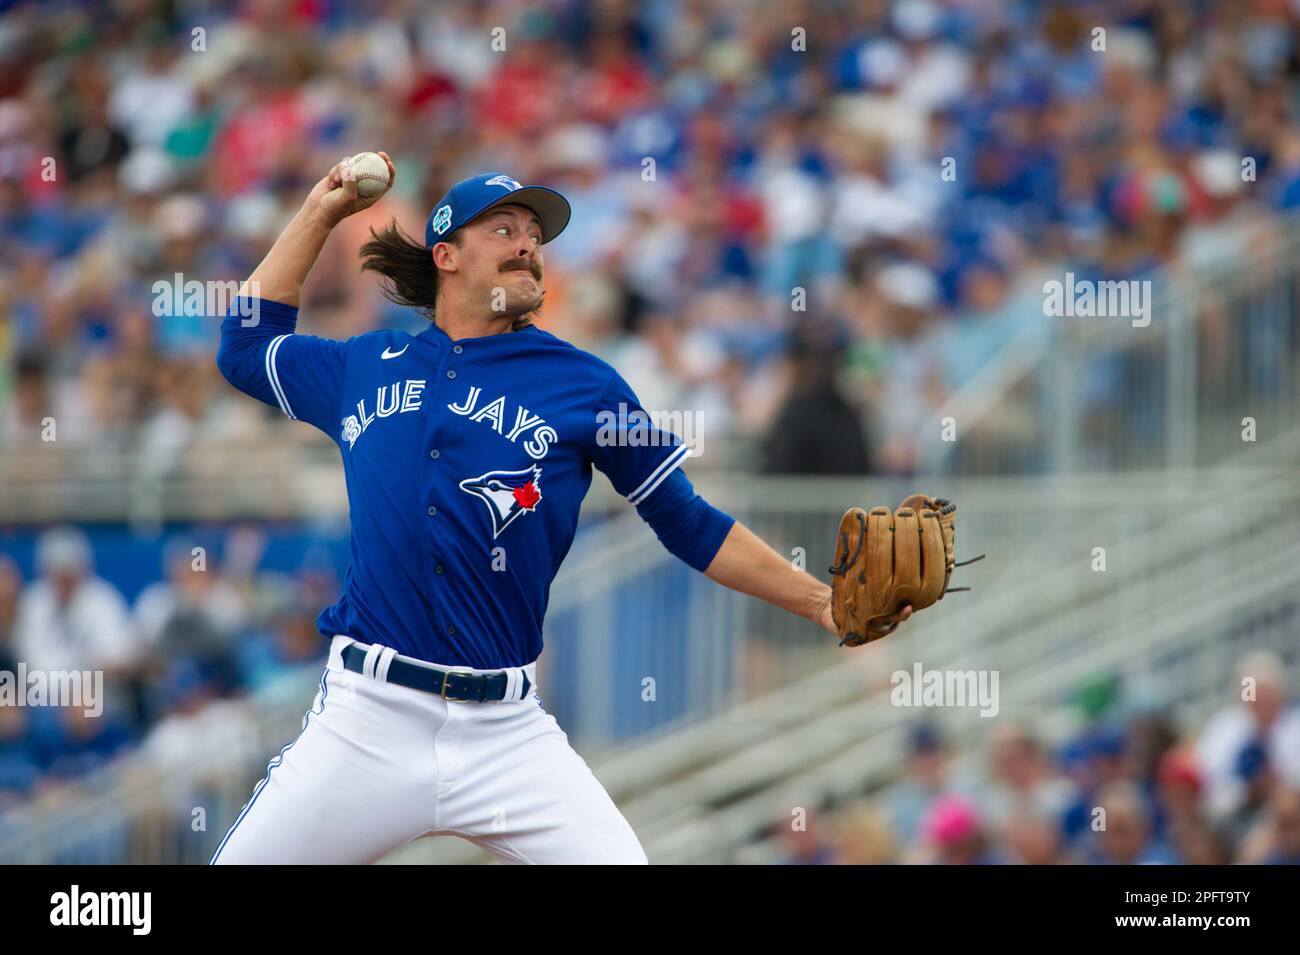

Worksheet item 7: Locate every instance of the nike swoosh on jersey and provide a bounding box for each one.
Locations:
[381,344,409,360]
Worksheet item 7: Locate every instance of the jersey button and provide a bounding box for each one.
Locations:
[446,625,457,635]
[446,370,457,380]
[435,565,443,575]
[429,449,440,460]
[427,506,437,516]
[453,345,463,355]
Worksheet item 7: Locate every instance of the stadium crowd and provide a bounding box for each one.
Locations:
[1,0,1299,480]
[0,524,330,819]
[778,653,1300,864]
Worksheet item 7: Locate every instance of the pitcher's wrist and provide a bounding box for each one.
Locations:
[300,197,342,231]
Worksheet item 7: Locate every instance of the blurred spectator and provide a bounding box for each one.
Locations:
[833,804,898,865]
[1084,781,1177,865]
[1239,787,1300,865]
[1059,724,1129,844]
[14,526,140,673]
[1167,817,1231,866]
[916,794,1002,865]
[1155,746,1204,837]
[761,329,871,475]
[871,263,947,475]
[1196,652,1300,826]
[1,348,94,463]
[979,721,1076,835]
[1002,810,1073,865]
[35,701,134,784]
[0,703,41,812]
[235,586,329,691]
[140,659,259,790]
[773,806,837,865]
[881,722,977,845]
[134,539,248,700]
[0,554,20,671]
[1,349,54,449]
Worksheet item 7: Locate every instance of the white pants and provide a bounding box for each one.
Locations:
[211,636,646,864]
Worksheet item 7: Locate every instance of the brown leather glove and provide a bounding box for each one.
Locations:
[829,494,978,646]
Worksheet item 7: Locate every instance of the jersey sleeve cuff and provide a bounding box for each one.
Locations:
[223,296,300,330]
[626,442,692,506]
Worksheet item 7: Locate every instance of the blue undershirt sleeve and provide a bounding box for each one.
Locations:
[632,466,736,572]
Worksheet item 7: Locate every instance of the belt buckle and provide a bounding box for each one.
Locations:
[440,669,477,702]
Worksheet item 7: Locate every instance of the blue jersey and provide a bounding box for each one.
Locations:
[218,298,732,668]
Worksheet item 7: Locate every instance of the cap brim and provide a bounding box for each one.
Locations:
[470,186,572,245]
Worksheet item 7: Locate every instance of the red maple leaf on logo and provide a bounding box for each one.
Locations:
[513,481,540,510]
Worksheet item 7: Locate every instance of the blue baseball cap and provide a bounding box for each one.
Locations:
[424,173,571,247]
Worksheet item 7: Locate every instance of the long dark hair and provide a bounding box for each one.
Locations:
[359,220,446,321]
[358,220,533,330]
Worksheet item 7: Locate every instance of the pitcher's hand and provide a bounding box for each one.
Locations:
[307,151,396,227]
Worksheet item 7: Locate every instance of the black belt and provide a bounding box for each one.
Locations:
[341,643,529,703]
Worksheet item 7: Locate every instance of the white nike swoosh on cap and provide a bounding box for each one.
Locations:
[381,344,409,359]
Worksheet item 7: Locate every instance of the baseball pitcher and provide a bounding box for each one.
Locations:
[210,155,930,864]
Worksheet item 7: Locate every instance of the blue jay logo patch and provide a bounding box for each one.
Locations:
[459,465,542,539]
[430,204,453,235]
[485,175,522,191]
[341,415,362,449]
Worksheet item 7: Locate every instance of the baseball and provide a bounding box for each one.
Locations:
[341,151,390,198]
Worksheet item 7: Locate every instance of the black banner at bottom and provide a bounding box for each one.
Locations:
[0,863,1286,939]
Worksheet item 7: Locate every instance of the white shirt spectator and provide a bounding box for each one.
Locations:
[1196,704,1300,821]
[143,698,260,776]
[108,61,194,148]
[15,576,138,672]
[755,165,825,244]
[141,697,262,815]
[830,172,930,245]
[133,577,248,648]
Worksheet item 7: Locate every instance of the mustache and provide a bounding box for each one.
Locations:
[500,258,542,279]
